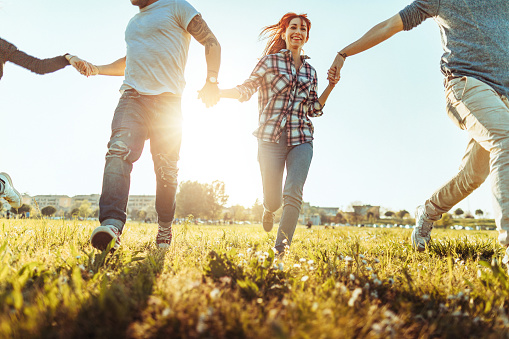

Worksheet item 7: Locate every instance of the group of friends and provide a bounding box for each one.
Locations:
[1,0,508,258]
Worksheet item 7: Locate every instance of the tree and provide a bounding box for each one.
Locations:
[384,211,395,218]
[454,208,464,218]
[79,200,92,219]
[230,205,246,221]
[11,204,31,215]
[251,199,264,223]
[475,209,484,218]
[397,210,409,219]
[176,180,229,220]
[41,206,57,217]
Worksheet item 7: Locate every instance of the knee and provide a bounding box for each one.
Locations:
[155,154,179,185]
[265,199,282,213]
[106,140,132,161]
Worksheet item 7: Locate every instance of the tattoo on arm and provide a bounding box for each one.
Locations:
[188,15,219,55]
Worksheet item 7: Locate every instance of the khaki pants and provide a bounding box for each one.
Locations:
[424,76,509,245]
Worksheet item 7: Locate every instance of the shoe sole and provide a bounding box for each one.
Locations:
[263,221,273,232]
[90,226,119,251]
[0,172,22,208]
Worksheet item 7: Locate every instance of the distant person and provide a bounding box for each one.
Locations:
[1,38,92,80]
[328,0,509,252]
[0,173,21,209]
[80,0,221,251]
[217,13,338,256]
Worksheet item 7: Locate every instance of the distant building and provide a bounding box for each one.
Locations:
[32,195,72,210]
[72,194,101,211]
[127,195,156,212]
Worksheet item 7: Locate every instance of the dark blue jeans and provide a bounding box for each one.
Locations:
[99,89,182,231]
[258,132,313,253]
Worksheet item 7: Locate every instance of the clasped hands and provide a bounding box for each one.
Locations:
[67,55,98,77]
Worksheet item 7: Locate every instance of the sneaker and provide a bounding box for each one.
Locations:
[262,210,274,232]
[0,172,22,208]
[90,225,121,251]
[156,224,172,249]
[411,205,434,252]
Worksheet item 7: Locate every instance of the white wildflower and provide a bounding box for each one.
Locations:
[301,275,309,282]
[293,264,301,268]
[422,294,430,301]
[359,254,365,259]
[348,288,363,307]
[307,260,314,265]
[362,260,368,265]
[374,258,380,264]
[278,263,284,271]
[210,288,220,300]
[366,267,372,271]
[350,274,355,281]
[299,258,306,263]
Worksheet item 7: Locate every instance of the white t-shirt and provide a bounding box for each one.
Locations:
[120,0,199,95]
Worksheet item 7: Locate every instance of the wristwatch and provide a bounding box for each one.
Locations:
[207,76,218,84]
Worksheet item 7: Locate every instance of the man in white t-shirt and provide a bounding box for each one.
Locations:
[83,0,221,251]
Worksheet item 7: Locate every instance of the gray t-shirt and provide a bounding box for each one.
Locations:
[120,0,199,95]
[400,0,509,97]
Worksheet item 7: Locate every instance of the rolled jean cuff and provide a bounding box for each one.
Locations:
[159,220,173,227]
[101,218,124,231]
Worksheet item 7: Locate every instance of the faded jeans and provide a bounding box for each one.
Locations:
[424,76,509,245]
[258,132,313,253]
[99,89,182,232]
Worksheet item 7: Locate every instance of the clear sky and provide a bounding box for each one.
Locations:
[0,0,494,217]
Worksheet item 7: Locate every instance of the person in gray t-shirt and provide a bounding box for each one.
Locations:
[328,0,509,254]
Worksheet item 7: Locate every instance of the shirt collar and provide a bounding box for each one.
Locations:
[279,49,311,61]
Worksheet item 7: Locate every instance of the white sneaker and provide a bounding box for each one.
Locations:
[502,247,509,265]
[0,173,22,208]
[411,205,434,252]
[90,225,121,251]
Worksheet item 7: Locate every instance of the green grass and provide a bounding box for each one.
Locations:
[1,219,509,338]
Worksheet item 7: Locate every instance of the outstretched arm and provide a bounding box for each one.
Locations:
[76,57,126,77]
[329,13,404,80]
[188,14,221,107]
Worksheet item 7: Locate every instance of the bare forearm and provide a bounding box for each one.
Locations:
[220,88,240,99]
[318,85,335,107]
[340,14,403,57]
[206,44,221,78]
[96,57,126,76]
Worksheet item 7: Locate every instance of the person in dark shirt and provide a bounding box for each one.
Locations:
[0,38,93,79]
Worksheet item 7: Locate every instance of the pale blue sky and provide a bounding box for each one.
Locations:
[0,0,493,216]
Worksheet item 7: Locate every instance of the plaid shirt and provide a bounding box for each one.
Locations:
[236,49,324,146]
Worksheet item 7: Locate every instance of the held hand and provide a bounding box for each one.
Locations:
[198,81,220,108]
[328,53,345,82]
[327,68,340,88]
[69,56,98,77]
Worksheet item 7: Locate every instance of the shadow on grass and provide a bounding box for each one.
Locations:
[65,247,168,338]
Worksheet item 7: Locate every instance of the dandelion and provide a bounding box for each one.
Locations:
[348,288,362,307]
[301,275,309,282]
[293,263,301,268]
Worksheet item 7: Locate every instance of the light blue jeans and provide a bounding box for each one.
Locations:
[258,132,313,253]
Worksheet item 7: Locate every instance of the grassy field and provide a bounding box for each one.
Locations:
[1,219,509,338]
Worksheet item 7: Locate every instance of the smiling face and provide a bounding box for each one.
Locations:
[281,17,309,52]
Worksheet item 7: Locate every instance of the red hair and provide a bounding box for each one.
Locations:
[259,13,311,56]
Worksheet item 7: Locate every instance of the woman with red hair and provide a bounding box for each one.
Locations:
[219,13,338,256]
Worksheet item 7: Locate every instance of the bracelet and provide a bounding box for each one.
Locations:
[338,52,347,60]
[64,53,76,63]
